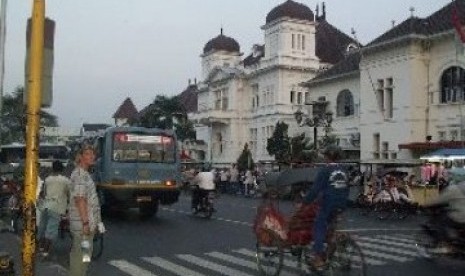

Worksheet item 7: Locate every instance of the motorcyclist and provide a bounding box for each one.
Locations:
[423,179,465,253]
[191,167,216,213]
[302,146,349,268]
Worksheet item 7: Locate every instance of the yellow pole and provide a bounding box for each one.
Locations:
[22,0,45,275]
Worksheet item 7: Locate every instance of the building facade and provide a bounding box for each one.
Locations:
[188,0,465,165]
[191,1,357,165]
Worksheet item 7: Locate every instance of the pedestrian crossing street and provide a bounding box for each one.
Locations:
[108,234,424,276]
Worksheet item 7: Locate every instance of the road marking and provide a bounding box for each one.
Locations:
[206,251,258,270]
[109,260,158,276]
[177,254,254,276]
[235,247,385,269]
[360,248,411,262]
[178,195,258,209]
[356,241,418,258]
[161,207,254,226]
[207,251,300,276]
[233,248,301,268]
[376,235,421,245]
[355,236,420,251]
[109,233,428,276]
[142,256,205,276]
[346,253,385,266]
[214,217,253,226]
[161,206,423,232]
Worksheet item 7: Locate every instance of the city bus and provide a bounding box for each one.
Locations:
[0,143,71,169]
[93,126,181,218]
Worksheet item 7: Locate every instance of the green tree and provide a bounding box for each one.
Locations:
[0,86,58,144]
[136,95,195,141]
[267,121,291,163]
[175,116,196,142]
[236,143,254,171]
[137,95,185,129]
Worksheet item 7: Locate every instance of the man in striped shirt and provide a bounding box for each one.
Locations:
[68,144,104,276]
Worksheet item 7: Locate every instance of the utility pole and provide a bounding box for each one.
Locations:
[0,0,8,144]
[22,0,45,275]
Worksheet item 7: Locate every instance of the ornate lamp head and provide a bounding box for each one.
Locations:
[294,109,304,125]
[325,111,333,124]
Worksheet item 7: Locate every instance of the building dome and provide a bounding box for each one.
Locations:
[266,0,314,24]
[203,30,240,54]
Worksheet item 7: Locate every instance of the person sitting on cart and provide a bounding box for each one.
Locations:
[302,146,349,269]
[373,175,416,206]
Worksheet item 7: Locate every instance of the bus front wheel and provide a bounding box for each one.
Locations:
[139,201,159,219]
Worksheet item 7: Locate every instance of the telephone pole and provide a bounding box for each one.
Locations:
[22,0,45,275]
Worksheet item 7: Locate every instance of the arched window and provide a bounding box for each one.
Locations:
[441,66,465,103]
[336,90,354,117]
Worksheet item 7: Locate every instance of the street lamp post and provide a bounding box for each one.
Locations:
[294,100,333,150]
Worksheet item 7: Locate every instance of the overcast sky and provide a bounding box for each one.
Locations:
[3,0,451,128]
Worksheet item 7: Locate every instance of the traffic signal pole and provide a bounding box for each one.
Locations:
[22,0,45,275]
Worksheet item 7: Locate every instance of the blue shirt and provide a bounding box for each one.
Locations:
[304,164,349,209]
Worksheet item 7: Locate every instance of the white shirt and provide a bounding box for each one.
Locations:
[244,170,254,185]
[193,172,216,190]
[43,174,71,215]
[220,170,229,181]
[230,168,239,182]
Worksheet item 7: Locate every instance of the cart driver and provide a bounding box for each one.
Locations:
[302,146,349,269]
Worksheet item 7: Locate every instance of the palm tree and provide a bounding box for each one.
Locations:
[0,86,58,144]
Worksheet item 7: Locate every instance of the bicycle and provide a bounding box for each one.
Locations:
[253,191,366,276]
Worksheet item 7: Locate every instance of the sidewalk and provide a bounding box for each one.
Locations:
[0,219,68,276]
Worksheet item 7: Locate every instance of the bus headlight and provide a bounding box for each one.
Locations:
[164,180,176,186]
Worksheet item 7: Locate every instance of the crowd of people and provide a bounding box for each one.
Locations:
[1,144,104,276]
[182,164,266,197]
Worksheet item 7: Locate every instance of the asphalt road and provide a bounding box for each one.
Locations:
[7,194,465,275]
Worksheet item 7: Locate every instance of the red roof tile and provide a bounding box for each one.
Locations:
[113,97,138,119]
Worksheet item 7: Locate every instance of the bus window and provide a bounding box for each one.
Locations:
[0,144,70,167]
[112,133,176,163]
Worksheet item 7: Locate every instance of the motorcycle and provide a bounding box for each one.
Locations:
[191,185,215,219]
[417,205,465,260]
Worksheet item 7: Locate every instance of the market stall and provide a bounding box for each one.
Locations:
[416,148,465,205]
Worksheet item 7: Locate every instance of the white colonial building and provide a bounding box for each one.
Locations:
[188,0,465,165]
[191,1,358,165]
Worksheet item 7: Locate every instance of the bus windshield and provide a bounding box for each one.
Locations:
[0,144,70,167]
[112,132,176,163]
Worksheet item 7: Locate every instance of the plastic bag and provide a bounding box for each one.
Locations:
[254,203,287,244]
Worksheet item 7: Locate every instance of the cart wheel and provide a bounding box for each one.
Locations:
[375,201,392,220]
[256,230,284,276]
[328,233,367,276]
[395,203,410,220]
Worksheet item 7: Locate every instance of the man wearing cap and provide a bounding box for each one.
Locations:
[303,146,349,268]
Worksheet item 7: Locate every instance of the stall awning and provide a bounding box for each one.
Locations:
[399,141,465,150]
[420,148,465,161]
